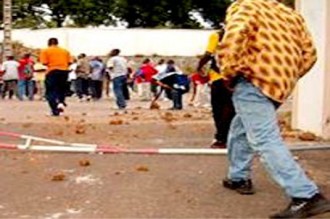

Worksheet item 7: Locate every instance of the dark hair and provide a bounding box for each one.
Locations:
[79,53,86,58]
[24,53,31,59]
[167,59,175,65]
[142,58,151,64]
[158,59,165,65]
[7,55,14,60]
[110,49,120,56]
[48,38,59,46]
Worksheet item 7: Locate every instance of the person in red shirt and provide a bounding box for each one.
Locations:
[18,53,35,101]
[189,72,210,107]
[136,58,158,100]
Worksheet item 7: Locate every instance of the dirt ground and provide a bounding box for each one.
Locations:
[0,98,329,218]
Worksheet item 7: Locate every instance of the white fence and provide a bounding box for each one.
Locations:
[0,28,213,56]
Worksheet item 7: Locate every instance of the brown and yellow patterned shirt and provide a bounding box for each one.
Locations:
[218,0,317,103]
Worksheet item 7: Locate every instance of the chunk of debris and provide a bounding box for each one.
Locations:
[79,159,91,167]
[150,102,160,110]
[75,124,86,135]
[109,119,124,125]
[63,116,70,122]
[183,113,192,118]
[281,130,298,139]
[51,173,66,181]
[54,130,64,136]
[136,166,149,172]
[162,112,176,122]
[22,123,32,128]
[298,132,317,141]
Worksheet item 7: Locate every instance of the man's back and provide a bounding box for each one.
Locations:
[2,60,19,81]
[107,56,127,79]
[219,0,316,102]
[40,46,70,72]
[18,58,34,80]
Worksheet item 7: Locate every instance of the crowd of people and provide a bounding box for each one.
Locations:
[0,48,201,112]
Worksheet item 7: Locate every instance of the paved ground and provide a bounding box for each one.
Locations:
[0,98,329,218]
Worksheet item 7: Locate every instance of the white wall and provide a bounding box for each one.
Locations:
[293,0,330,137]
[0,28,212,56]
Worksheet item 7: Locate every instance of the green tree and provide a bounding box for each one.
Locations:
[112,0,231,29]
[1,0,296,29]
[193,0,232,28]
[282,0,295,8]
[9,0,115,28]
[112,0,170,28]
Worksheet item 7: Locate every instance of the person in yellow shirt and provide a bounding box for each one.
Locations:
[197,27,235,149]
[33,61,47,100]
[218,0,330,218]
[40,38,71,116]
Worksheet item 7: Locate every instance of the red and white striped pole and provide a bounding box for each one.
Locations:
[0,131,330,155]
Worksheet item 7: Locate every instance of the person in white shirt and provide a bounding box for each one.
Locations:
[1,56,20,99]
[106,49,128,109]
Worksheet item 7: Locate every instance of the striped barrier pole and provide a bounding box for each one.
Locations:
[0,131,97,148]
[0,131,330,155]
[0,143,330,155]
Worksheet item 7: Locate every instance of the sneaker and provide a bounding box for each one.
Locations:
[270,193,330,218]
[210,140,227,149]
[46,112,60,117]
[222,178,255,195]
[57,103,65,113]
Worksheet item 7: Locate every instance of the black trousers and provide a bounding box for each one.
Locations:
[1,80,18,99]
[90,80,103,99]
[211,79,235,144]
[76,77,90,99]
[45,70,69,115]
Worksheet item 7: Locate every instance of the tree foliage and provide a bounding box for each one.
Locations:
[0,0,295,29]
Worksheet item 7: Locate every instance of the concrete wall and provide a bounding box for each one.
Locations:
[293,0,330,138]
[0,28,212,57]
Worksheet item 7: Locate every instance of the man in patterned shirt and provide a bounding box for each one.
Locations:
[218,0,330,218]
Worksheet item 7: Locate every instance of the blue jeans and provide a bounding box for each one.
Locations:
[227,78,318,198]
[112,75,127,109]
[18,79,34,100]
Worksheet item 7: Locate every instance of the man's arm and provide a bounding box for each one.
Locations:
[106,58,114,71]
[218,1,257,80]
[197,32,219,72]
[197,52,213,72]
[66,51,72,66]
[39,50,48,66]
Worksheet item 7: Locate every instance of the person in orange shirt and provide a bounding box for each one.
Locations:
[40,38,71,116]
